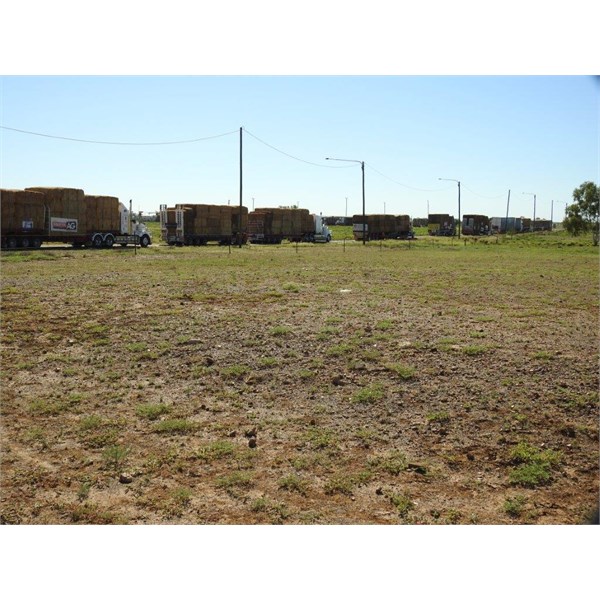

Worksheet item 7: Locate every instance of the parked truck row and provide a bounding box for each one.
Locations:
[1,187,152,249]
[160,205,332,245]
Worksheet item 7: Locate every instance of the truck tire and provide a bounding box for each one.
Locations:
[104,234,115,248]
[139,235,150,248]
[7,237,17,249]
[32,237,42,249]
[20,238,30,249]
[92,234,103,249]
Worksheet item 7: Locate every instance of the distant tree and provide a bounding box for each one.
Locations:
[563,181,599,246]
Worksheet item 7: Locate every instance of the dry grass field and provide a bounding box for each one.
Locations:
[1,232,598,524]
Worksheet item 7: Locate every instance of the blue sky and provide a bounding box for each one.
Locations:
[2,76,597,220]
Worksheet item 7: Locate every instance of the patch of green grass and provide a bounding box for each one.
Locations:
[385,363,416,380]
[216,470,253,490]
[282,282,300,292]
[352,384,384,404]
[152,419,195,434]
[298,369,315,379]
[375,320,393,331]
[126,342,148,353]
[324,470,371,496]
[220,364,250,379]
[303,427,337,450]
[369,450,408,475]
[326,343,354,356]
[533,351,554,360]
[462,345,488,356]
[508,442,562,488]
[270,325,292,336]
[426,411,451,424]
[136,403,171,420]
[259,357,278,367]
[196,440,237,462]
[278,474,309,495]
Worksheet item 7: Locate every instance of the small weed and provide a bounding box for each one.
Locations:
[79,415,103,430]
[136,403,171,420]
[326,343,354,356]
[102,445,130,470]
[298,369,315,379]
[462,345,488,356]
[533,351,553,360]
[278,474,309,495]
[270,325,292,336]
[426,411,451,424]
[369,450,408,476]
[216,471,253,490]
[352,384,384,404]
[126,342,147,353]
[77,481,92,501]
[282,283,300,292]
[375,320,393,331]
[196,440,236,462]
[504,495,527,518]
[304,427,337,450]
[324,471,371,496]
[385,363,416,380]
[259,357,278,368]
[390,493,414,518]
[221,364,250,379]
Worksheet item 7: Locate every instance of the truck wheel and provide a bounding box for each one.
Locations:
[7,237,17,249]
[32,237,42,249]
[92,234,103,249]
[104,234,115,248]
[20,238,30,249]
[139,235,150,248]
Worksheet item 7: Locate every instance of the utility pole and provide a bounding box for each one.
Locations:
[239,126,243,248]
[505,189,511,233]
[345,197,348,219]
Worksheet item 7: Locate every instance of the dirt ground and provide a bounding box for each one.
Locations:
[1,238,598,524]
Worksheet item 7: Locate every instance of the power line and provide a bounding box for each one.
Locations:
[0,125,239,145]
[243,128,355,169]
[365,163,455,192]
[462,184,506,200]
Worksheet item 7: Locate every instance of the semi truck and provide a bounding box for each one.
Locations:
[1,187,152,249]
[427,214,456,236]
[159,203,248,246]
[248,208,332,244]
[352,214,413,241]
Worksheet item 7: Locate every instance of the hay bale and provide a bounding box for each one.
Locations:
[25,187,86,235]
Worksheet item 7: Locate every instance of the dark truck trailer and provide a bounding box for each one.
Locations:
[352,214,414,241]
[462,214,490,236]
[160,203,248,246]
[1,187,151,249]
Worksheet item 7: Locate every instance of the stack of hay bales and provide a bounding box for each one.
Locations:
[0,189,46,235]
[84,195,120,233]
[25,187,86,236]
[230,205,248,234]
[395,215,411,235]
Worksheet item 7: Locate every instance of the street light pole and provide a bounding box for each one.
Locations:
[439,178,461,239]
[327,158,366,245]
[523,192,536,232]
